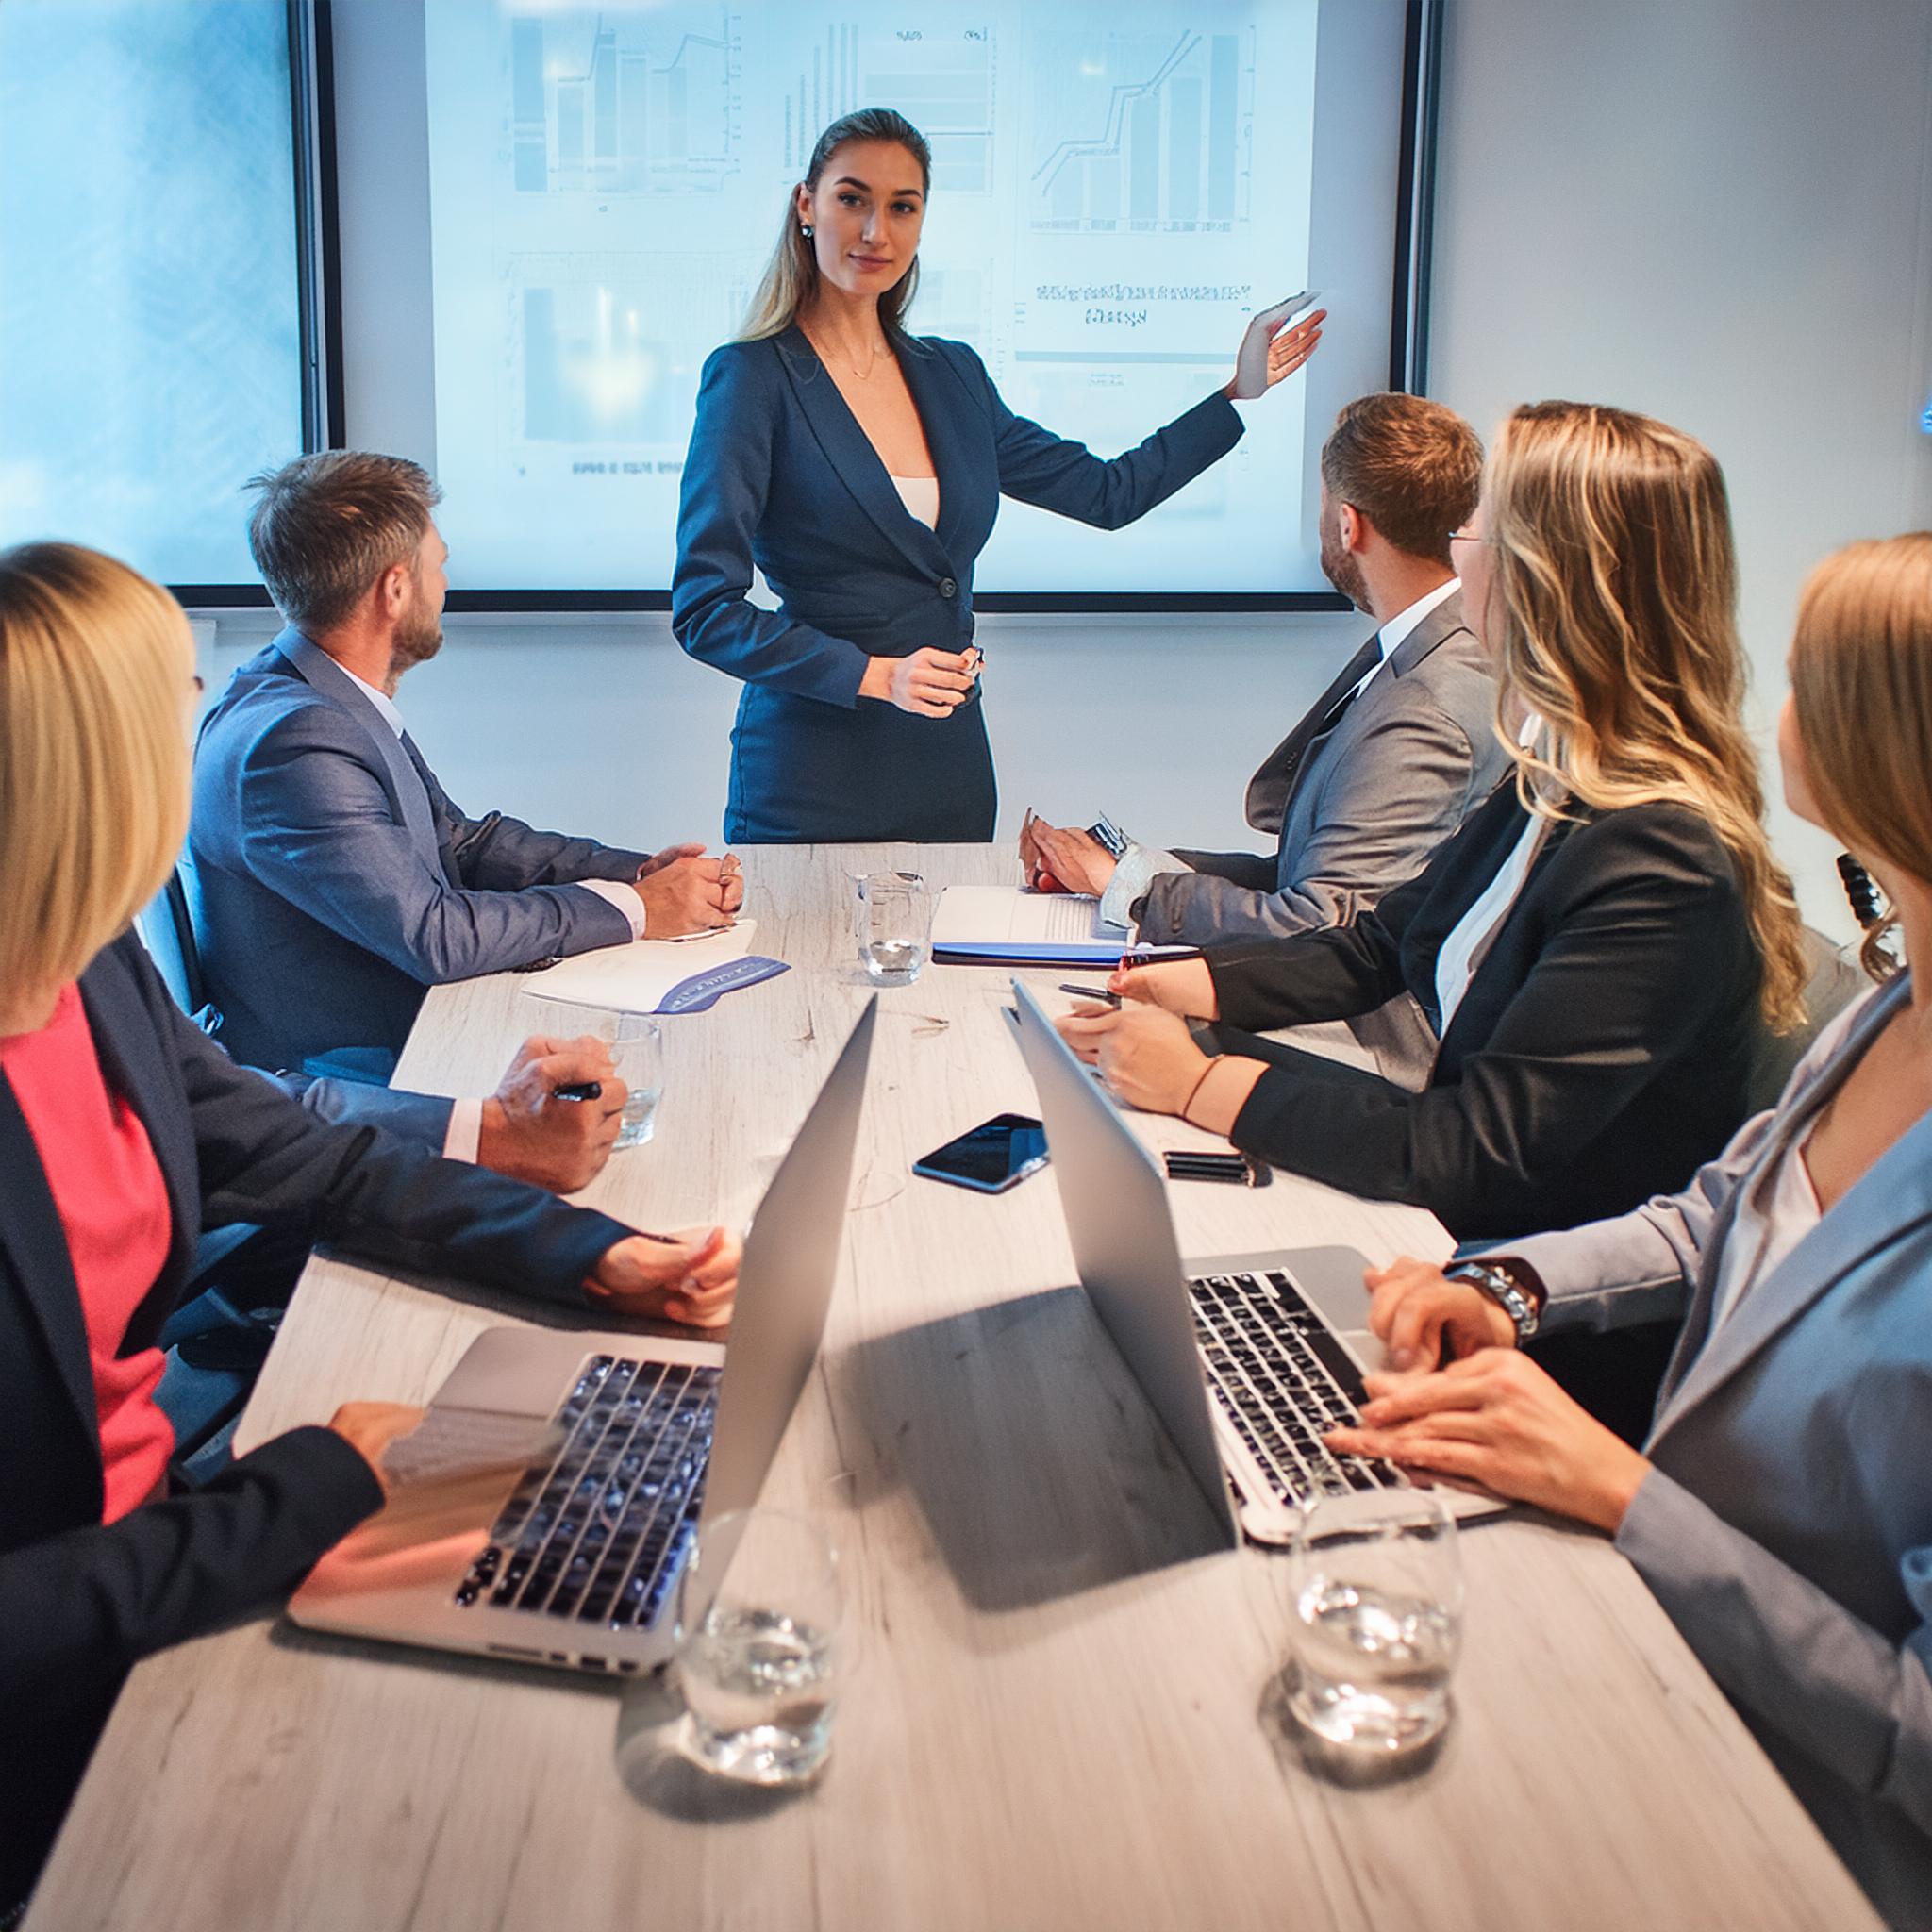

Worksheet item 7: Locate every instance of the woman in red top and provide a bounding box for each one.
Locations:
[0,542,741,1911]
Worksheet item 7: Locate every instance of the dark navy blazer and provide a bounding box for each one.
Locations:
[673,326,1244,842]
[0,933,631,1904]
[188,630,647,1074]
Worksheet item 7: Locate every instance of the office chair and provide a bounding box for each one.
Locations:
[133,865,212,1024]
[132,866,287,1478]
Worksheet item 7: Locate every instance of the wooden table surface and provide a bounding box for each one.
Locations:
[30,844,1879,1932]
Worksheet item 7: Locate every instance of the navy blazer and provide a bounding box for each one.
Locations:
[0,933,632,1905]
[188,630,648,1074]
[1201,784,1764,1240]
[673,326,1244,841]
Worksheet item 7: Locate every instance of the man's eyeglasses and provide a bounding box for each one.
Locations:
[1446,529,1481,546]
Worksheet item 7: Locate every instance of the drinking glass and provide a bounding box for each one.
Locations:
[855,870,930,987]
[674,1508,843,1785]
[1286,1489,1462,1755]
[516,995,664,1148]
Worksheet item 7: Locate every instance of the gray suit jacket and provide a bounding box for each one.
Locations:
[1510,974,1932,1926]
[1134,592,1508,946]
[189,630,648,1075]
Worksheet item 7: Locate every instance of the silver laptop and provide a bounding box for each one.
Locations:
[289,997,878,1674]
[1008,981,1503,1544]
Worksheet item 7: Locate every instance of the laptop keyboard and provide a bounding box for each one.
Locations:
[453,1355,720,1630]
[1188,1270,1407,1507]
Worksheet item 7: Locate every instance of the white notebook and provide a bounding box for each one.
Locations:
[521,920,758,1010]
[929,888,1124,964]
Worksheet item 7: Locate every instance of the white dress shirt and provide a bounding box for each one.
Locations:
[338,663,645,1164]
[1341,574,1461,708]
[1430,712,1548,1039]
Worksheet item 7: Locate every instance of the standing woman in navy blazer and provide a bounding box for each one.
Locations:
[673,108,1324,843]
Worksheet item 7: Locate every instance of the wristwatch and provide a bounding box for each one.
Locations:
[1086,814,1130,859]
[1444,1258,1541,1342]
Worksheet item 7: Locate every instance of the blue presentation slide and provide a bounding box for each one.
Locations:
[425,2,1321,594]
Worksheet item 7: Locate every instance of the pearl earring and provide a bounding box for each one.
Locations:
[801,223,814,238]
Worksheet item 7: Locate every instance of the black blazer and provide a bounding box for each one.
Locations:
[1203,784,1764,1241]
[0,933,632,1905]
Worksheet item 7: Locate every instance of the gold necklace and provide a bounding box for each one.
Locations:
[808,324,889,382]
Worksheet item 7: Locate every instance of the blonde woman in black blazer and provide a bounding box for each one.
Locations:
[0,544,740,1911]
[1058,401,1807,1245]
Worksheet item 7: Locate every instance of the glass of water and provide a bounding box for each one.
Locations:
[1286,1489,1462,1756]
[517,995,664,1149]
[855,870,930,987]
[674,1507,843,1785]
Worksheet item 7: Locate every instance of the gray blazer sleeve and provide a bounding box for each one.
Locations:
[274,1069,457,1151]
[1136,681,1486,946]
[1617,1469,1932,1844]
[233,706,635,982]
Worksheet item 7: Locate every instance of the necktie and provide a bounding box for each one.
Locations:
[1248,632,1385,833]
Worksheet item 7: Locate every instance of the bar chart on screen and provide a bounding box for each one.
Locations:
[425,0,1323,593]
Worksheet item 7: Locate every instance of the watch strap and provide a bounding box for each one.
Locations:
[1445,1258,1541,1341]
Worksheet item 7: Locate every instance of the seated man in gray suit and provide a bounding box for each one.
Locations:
[1024,393,1507,947]
[189,452,742,1077]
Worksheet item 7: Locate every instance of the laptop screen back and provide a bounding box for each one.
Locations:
[698,996,877,1532]
[1008,983,1238,1541]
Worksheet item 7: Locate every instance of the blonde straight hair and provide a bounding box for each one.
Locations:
[739,108,931,343]
[1789,532,1932,980]
[1483,401,1807,1032]
[0,542,194,997]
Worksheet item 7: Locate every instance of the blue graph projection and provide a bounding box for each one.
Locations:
[1031,29,1252,233]
[508,8,740,194]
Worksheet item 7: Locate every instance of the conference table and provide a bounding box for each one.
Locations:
[31,844,1879,1932]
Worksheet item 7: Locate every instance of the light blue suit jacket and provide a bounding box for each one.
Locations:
[1514,973,1932,1926]
[188,631,646,1075]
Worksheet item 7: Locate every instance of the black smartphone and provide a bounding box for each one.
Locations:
[1163,1150,1270,1187]
[912,1112,1050,1193]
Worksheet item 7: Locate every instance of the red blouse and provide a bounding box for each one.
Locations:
[0,982,176,1521]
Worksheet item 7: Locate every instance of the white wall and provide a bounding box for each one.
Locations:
[200,605,1365,858]
[1428,0,1932,935]
[204,0,1932,912]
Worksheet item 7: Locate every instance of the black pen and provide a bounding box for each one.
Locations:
[552,1081,604,1102]
[1058,982,1121,1007]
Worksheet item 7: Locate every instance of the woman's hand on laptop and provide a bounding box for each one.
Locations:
[327,1401,429,1492]
[1108,957,1217,1019]
[586,1224,741,1328]
[1365,1257,1517,1372]
[1322,1353,1652,1534]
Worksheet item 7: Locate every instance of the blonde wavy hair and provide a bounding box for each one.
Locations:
[740,108,930,343]
[1481,400,1807,1032]
[0,542,193,998]
[1789,532,1932,981]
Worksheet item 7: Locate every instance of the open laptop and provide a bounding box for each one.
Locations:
[1008,981,1504,1544]
[289,996,878,1674]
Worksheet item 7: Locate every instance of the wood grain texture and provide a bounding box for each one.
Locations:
[29,844,1879,1932]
